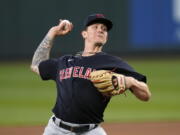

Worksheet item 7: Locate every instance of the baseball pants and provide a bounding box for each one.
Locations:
[43,115,107,135]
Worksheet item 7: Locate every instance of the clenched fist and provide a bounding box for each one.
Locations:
[47,19,73,38]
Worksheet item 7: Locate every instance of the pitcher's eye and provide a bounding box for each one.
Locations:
[102,26,107,32]
[93,25,98,29]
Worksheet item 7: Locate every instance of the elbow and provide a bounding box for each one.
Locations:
[133,85,151,102]
[139,83,151,102]
[140,89,151,102]
[127,78,151,102]
[30,65,34,72]
[30,65,39,75]
[30,65,35,72]
[141,94,151,101]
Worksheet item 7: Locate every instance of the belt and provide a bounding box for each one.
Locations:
[52,117,98,133]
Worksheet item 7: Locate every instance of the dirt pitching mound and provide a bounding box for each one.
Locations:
[0,122,179,135]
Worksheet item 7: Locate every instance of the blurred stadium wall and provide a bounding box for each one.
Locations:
[1,0,180,60]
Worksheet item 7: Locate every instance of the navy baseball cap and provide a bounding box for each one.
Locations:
[84,14,113,31]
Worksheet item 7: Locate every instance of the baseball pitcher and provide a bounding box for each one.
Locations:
[30,13,151,135]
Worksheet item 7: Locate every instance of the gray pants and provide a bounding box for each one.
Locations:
[43,116,107,135]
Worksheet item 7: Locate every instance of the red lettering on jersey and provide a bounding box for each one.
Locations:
[84,68,92,79]
[59,69,65,81]
[73,66,80,77]
[79,67,84,78]
[65,67,73,79]
[59,67,96,81]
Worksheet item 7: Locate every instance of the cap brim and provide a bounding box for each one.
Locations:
[86,18,113,31]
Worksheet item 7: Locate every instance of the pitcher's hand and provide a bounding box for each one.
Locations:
[47,19,73,38]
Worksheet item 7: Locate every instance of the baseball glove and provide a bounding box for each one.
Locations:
[89,70,126,96]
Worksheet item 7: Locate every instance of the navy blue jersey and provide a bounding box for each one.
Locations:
[39,52,146,124]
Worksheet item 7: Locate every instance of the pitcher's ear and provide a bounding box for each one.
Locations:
[81,31,87,38]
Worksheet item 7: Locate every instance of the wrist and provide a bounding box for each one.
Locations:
[47,27,58,39]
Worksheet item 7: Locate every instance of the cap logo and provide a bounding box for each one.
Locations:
[96,14,105,18]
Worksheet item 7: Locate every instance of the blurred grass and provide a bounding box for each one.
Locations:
[0,58,180,125]
[0,62,56,125]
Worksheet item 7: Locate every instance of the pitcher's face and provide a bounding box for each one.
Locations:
[82,23,108,45]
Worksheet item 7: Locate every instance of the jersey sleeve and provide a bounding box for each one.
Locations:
[95,54,147,83]
[115,68,147,83]
[113,56,146,82]
[38,59,58,80]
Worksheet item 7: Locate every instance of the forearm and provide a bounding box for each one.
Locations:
[125,77,151,101]
[30,33,54,74]
[30,20,73,74]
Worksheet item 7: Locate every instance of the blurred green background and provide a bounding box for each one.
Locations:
[0,58,180,126]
